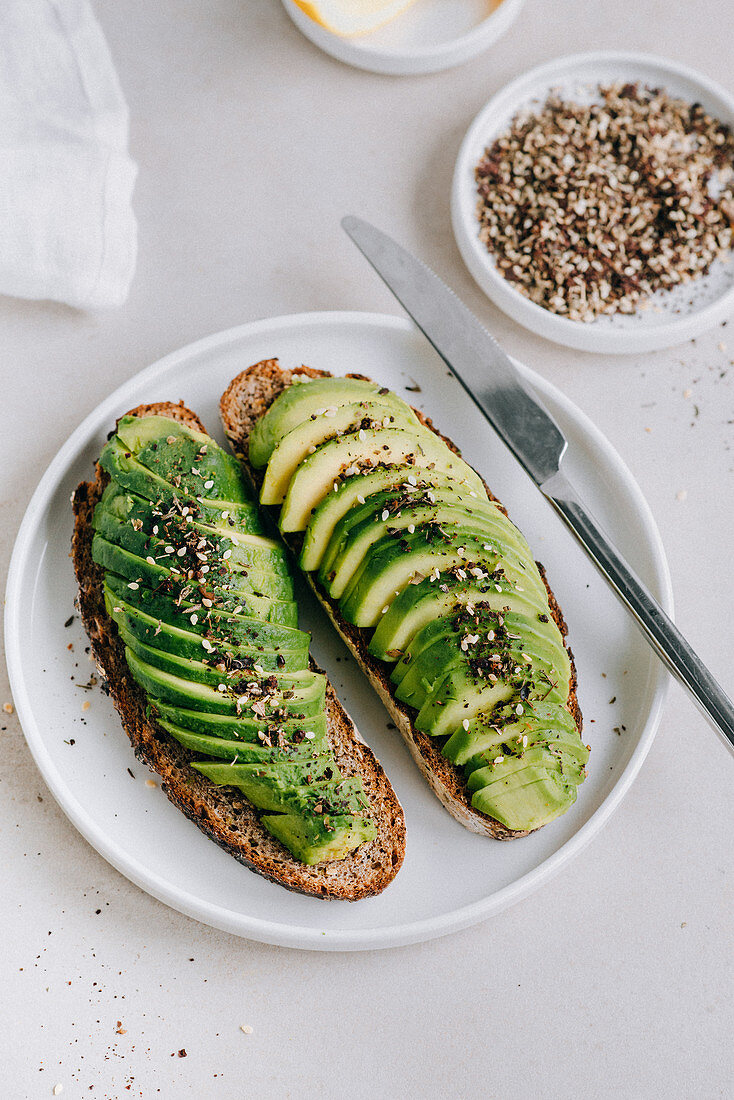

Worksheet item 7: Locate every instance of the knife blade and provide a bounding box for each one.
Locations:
[342,214,734,755]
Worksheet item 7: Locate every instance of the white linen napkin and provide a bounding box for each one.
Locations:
[0,0,137,310]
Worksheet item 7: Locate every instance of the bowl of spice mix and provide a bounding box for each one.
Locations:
[452,52,734,353]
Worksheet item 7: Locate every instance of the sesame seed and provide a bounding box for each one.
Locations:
[203,480,215,490]
[240,1024,254,1034]
[462,719,470,730]
[381,605,389,614]
[304,731,315,740]
[164,545,175,555]
[493,756,504,765]
[357,495,365,504]
[82,701,90,712]
[146,556,156,565]
[127,582,139,590]
[222,549,232,560]
[146,779,157,788]
[408,523,415,534]
[515,704,524,715]
[381,510,389,521]
[177,547,186,557]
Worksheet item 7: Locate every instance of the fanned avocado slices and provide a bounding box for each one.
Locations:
[252,376,588,833]
[92,415,376,864]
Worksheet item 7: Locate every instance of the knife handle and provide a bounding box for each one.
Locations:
[542,472,734,755]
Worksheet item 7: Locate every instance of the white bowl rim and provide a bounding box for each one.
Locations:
[452,50,734,354]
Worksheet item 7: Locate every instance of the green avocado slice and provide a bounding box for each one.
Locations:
[319,492,515,598]
[103,573,307,652]
[278,427,486,532]
[471,771,577,831]
[151,703,327,742]
[261,812,377,865]
[94,537,298,626]
[249,377,396,468]
[117,624,313,693]
[368,570,541,662]
[260,399,419,505]
[300,467,486,572]
[125,648,325,716]
[339,530,544,629]
[99,439,263,531]
[466,746,585,794]
[158,721,328,761]
[391,608,569,691]
[94,502,292,596]
[106,597,308,673]
[442,703,580,767]
[116,415,248,503]
[99,481,287,567]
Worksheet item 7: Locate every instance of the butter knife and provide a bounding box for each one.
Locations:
[342,215,734,754]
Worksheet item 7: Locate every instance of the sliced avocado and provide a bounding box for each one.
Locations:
[117,624,313,693]
[279,427,486,532]
[193,762,346,815]
[94,537,298,626]
[99,438,262,531]
[152,703,327,742]
[157,721,328,761]
[369,570,541,662]
[339,523,549,629]
[116,415,248,503]
[320,496,522,600]
[106,597,307,673]
[103,573,307,655]
[125,648,325,716]
[261,811,376,865]
[300,467,486,572]
[442,703,579,766]
[99,481,282,565]
[471,772,576,831]
[94,498,292,591]
[260,400,420,505]
[466,746,585,794]
[392,608,569,692]
[249,377,397,468]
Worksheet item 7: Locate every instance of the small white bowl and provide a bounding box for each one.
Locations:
[282,0,525,76]
[452,52,734,354]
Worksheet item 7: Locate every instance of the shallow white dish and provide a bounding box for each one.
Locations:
[6,311,671,951]
[452,51,734,354]
[282,0,524,76]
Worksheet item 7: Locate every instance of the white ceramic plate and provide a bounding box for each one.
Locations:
[452,52,734,354]
[6,312,671,951]
[282,0,525,76]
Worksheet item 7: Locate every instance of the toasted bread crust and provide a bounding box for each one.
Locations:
[72,400,405,900]
[220,362,583,841]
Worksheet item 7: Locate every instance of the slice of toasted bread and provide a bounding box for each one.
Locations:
[221,362,583,840]
[72,400,405,900]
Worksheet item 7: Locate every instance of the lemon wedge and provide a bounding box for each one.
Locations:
[291,0,419,37]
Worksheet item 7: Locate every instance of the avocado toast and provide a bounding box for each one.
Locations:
[221,361,587,839]
[72,401,405,899]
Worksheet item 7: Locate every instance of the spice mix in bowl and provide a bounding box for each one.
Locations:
[452,52,734,354]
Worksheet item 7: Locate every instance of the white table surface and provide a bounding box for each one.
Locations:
[1,2,733,1097]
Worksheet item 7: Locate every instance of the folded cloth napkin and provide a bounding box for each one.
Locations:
[0,0,137,309]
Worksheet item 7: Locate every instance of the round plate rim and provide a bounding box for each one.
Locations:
[451,50,734,355]
[5,310,672,951]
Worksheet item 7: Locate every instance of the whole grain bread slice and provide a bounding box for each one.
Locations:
[72,400,405,900]
[220,362,583,840]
